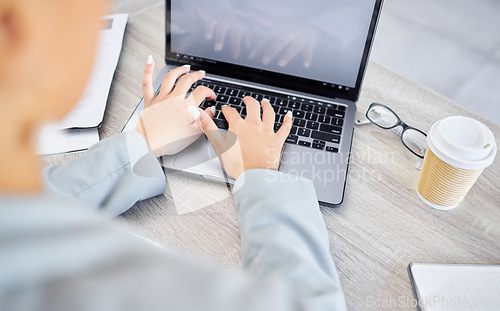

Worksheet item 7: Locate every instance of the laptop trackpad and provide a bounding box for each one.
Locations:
[172,136,226,179]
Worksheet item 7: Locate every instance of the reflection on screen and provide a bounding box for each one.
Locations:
[170,0,376,88]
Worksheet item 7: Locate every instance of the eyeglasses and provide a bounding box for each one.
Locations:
[366,103,427,158]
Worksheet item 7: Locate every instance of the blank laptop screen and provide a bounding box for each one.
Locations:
[168,0,379,97]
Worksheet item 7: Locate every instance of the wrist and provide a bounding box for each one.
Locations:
[133,122,162,158]
[134,120,150,148]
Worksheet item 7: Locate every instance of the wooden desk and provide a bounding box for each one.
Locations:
[47,1,500,309]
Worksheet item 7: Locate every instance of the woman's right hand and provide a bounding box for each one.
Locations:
[189,97,293,180]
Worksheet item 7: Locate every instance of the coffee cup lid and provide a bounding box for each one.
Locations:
[427,116,497,170]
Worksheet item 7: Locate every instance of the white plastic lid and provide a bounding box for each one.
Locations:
[427,116,497,170]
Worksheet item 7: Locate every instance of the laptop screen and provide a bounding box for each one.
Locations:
[166,0,382,101]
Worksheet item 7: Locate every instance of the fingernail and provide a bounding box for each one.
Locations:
[147,54,153,65]
[187,105,200,120]
[210,106,216,115]
[182,64,191,69]
[262,56,271,65]
[303,62,310,68]
[214,43,222,51]
[198,70,206,74]
[249,51,256,59]
[278,59,286,67]
[286,110,293,120]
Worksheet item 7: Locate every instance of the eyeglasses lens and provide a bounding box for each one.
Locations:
[402,128,427,157]
[367,105,399,129]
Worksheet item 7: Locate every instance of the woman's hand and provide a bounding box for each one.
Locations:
[189,97,293,180]
[135,56,216,157]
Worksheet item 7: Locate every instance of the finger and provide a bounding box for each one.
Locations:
[214,23,230,51]
[188,85,216,105]
[204,106,216,119]
[142,55,155,105]
[159,65,191,95]
[205,20,217,40]
[194,5,209,22]
[276,111,293,139]
[171,70,206,97]
[188,106,216,133]
[221,105,243,125]
[244,32,253,49]
[195,6,217,40]
[230,27,244,59]
[190,107,225,148]
[262,34,294,65]
[260,99,275,127]
[249,38,267,60]
[278,41,305,67]
[303,43,315,68]
[242,96,260,120]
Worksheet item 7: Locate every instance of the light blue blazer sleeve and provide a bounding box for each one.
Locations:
[234,169,347,310]
[18,132,348,310]
[42,131,166,217]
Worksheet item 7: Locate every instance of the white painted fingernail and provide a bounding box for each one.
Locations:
[147,54,153,65]
[210,106,216,115]
[303,62,310,68]
[198,70,206,74]
[286,110,293,120]
[262,56,271,65]
[182,64,191,69]
[214,43,222,51]
[187,105,200,120]
[278,59,286,67]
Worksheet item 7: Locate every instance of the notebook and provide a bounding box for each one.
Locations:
[408,263,500,311]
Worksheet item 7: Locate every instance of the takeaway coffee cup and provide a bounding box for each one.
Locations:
[417,116,497,210]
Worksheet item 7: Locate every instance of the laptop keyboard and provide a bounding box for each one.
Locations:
[187,79,345,153]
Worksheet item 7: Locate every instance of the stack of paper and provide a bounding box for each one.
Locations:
[37,13,129,155]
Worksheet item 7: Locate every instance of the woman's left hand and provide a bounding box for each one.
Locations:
[135,56,216,157]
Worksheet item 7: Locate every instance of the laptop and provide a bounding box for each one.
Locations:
[123,0,384,207]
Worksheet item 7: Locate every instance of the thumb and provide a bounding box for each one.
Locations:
[187,105,225,149]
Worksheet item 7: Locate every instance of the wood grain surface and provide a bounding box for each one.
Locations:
[43,1,500,310]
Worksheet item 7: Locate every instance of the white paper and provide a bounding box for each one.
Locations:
[411,263,500,311]
[37,125,100,156]
[36,13,128,155]
[54,13,129,129]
